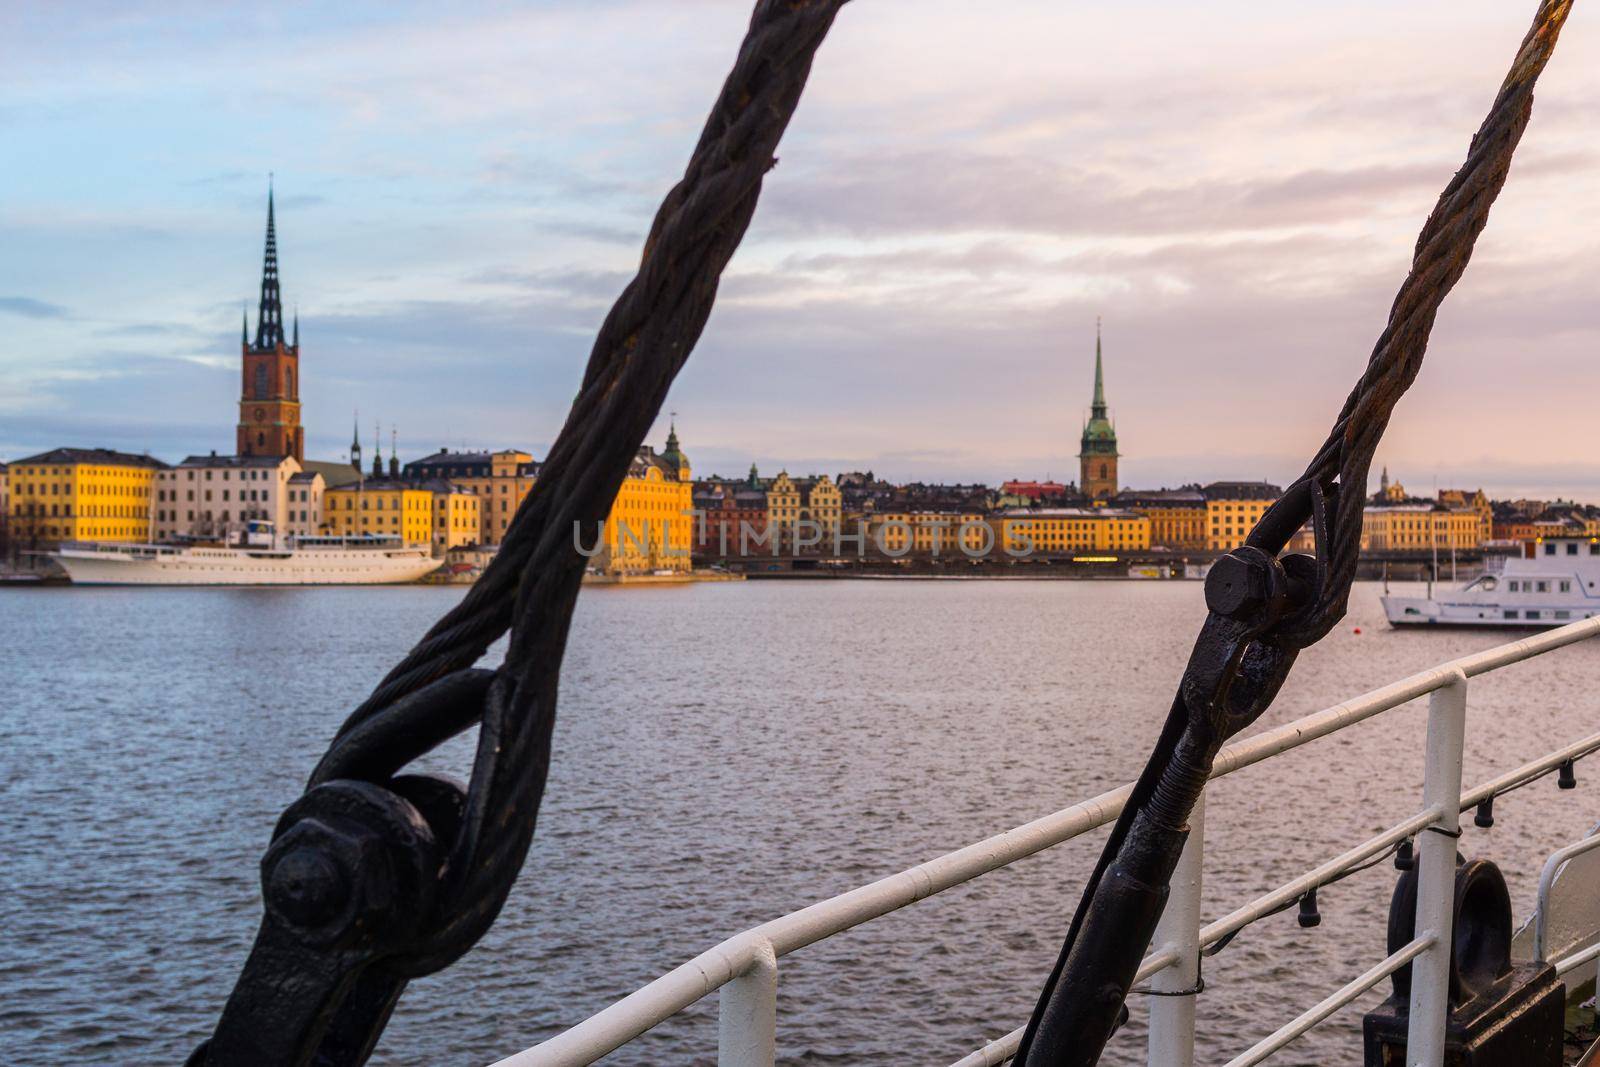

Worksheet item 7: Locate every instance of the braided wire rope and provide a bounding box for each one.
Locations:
[1279,0,1576,648]
[200,3,850,1060]
[1015,3,1576,1062]
[395,0,852,972]
[201,2,1580,1062]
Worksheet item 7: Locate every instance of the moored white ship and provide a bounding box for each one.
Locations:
[1382,535,1600,627]
[51,521,441,586]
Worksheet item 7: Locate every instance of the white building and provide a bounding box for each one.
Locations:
[153,453,304,542]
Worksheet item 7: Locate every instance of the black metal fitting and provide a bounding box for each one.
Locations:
[1558,759,1576,789]
[1205,547,1287,622]
[1298,887,1322,928]
[1395,837,1415,871]
[1474,796,1495,828]
[195,779,448,1066]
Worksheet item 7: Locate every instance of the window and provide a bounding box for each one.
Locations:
[254,363,269,399]
[1568,543,1579,555]
[1545,543,1556,556]
[1504,610,1519,620]
[1509,581,1520,592]
[1526,610,1541,620]
[1536,581,1549,593]
[1560,581,1571,593]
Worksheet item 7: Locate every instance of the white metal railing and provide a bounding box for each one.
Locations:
[491,615,1600,1067]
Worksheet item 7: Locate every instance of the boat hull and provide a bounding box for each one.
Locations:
[53,545,442,586]
[1382,594,1599,629]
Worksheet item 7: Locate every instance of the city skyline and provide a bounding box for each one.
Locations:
[4,2,1598,498]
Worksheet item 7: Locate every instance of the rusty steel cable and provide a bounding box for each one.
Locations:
[1014,3,1576,1063]
[192,3,849,1063]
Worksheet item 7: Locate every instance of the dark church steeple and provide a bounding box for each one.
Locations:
[236,180,304,461]
[253,181,284,351]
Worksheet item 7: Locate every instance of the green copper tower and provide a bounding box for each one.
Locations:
[1078,318,1119,500]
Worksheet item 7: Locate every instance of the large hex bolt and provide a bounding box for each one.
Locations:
[259,780,437,949]
[261,815,380,946]
[1205,547,1278,620]
[263,826,352,929]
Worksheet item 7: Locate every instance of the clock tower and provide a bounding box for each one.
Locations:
[237,185,304,461]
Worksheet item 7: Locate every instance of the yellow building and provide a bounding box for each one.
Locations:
[0,461,9,554]
[1438,486,1492,542]
[1117,489,1207,551]
[867,509,992,556]
[7,447,167,548]
[1362,505,1484,552]
[404,428,694,572]
[427,483,482,553]
[1204,481,1281,551]
[593,429,694,574]
[324,477,435,546]
[766,471,841,551]
[402,448,538,546]
[992,507,1151,556]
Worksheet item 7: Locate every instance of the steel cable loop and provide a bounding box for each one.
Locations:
[330,2,847,740]
[1015,3,1576,1064]
[1278,0,1572,648]
[189,2,849,1055]
[327,0,847,981]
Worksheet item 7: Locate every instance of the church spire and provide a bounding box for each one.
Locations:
[292,305,299,348]
[253,179,284,350]
[241,304,249,346]
[1078,316,1120,500]
[1091,316,1107,417]
[350,410,363,471]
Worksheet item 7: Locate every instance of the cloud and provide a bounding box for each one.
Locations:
[0,296,70,320]
[2,1,1598,499]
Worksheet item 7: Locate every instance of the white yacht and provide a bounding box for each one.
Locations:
[51,521,441,586]
[1382,535,1600,627]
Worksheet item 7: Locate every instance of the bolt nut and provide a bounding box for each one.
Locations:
[1206,550,1271,619]
[264,843,350,928]
[261,816,378,942]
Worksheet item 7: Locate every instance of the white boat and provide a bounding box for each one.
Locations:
[51,521,441,586]
[1382,535,1600,627]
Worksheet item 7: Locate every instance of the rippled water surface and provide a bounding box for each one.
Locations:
[3,579,1597,1066]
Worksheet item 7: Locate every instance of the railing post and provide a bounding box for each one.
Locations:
[1148,790,1204,1067]
[1408,670,1467,1066]
[718,937,777,1067]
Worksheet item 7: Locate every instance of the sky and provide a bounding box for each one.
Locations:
[2,1,1597,499]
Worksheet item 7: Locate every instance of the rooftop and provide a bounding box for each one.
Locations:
[174,453,294,469]
[996,507,1145,519]
[1202,480,1282,501]
[12,447,168,470]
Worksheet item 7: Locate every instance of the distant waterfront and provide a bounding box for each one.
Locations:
[4,581,1597,1065]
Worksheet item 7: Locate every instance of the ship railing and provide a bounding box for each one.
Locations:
[489,615,1600,1067]
[59,540,179,556]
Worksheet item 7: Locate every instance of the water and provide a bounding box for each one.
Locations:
[2,580,1596,1066]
